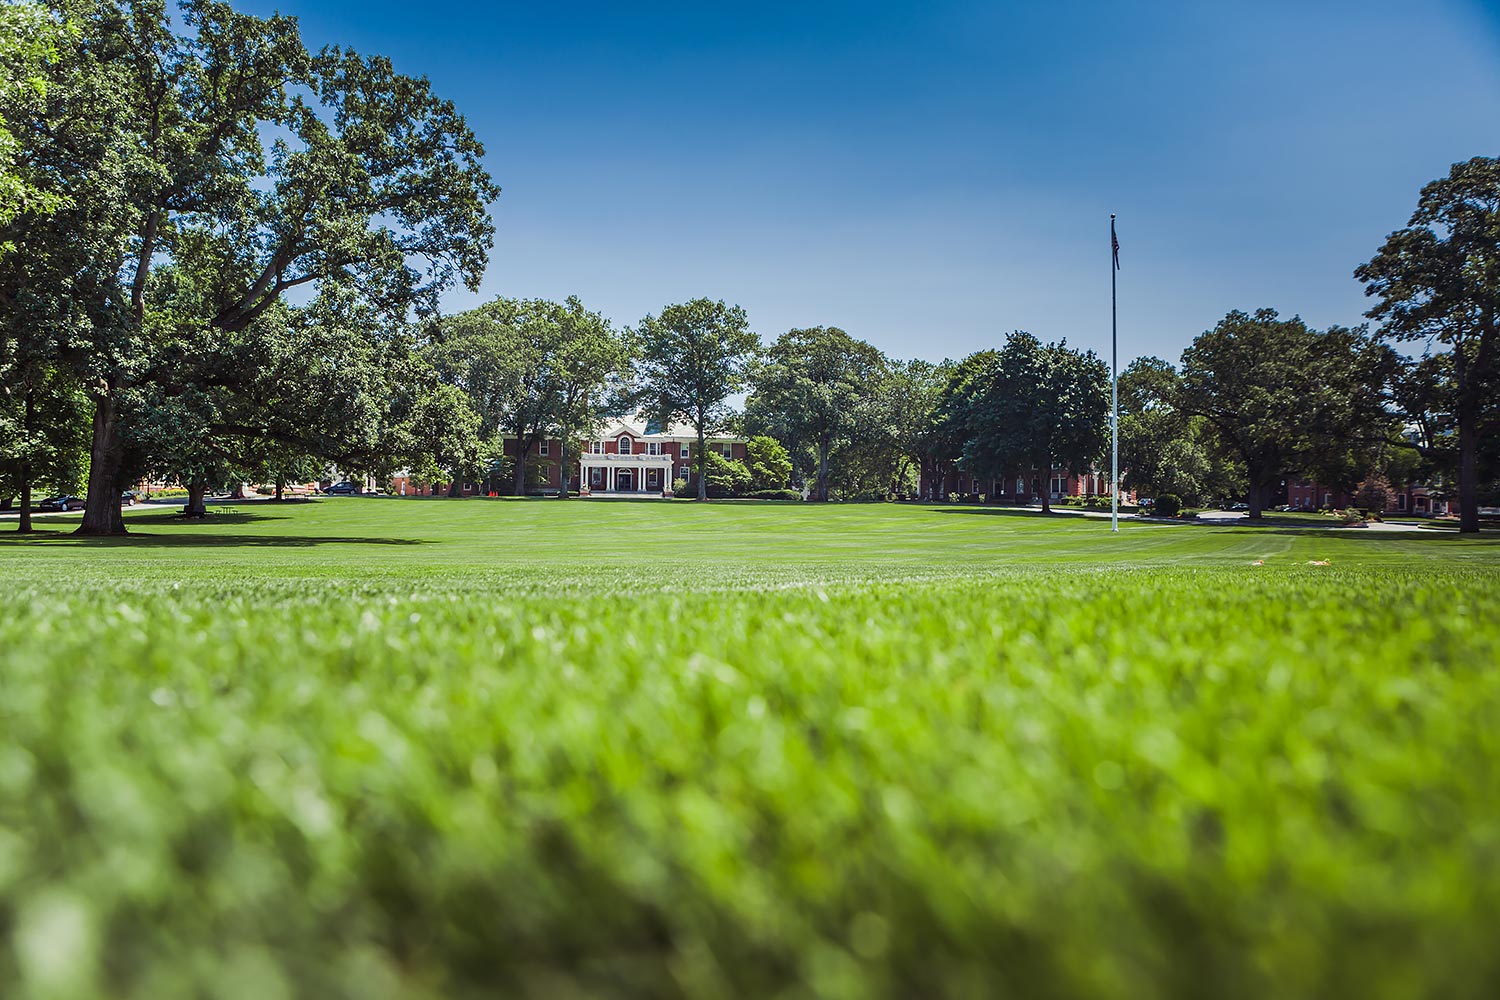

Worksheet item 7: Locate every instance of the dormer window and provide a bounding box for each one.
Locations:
[617,435,632,454]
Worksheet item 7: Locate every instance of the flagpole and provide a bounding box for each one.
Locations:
[1110,214,1119,533]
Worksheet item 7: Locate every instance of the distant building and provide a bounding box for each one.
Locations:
[920,466,1125,504]
[391,416,747,497]
[1287,478,1457,516]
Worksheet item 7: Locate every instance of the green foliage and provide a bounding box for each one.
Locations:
[634,299,758,500]
[431,296,632,496]
[1357,156,1500,533]
[743,434,792,491]
[700,448,752,497]
[1154,492,1183,517]
[1178,309,1396,518]
[0,502,1498,998]
[6,0,499,534]
[0,4,74,244]
[746,326,889,501]
[1117,356,1244,506]
[961,333,1110,513]
[744,488,801,501]
[1354,475,1394,514]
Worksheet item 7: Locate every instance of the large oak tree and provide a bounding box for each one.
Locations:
[635,299,758,501]
[1357,156,1500,533]
[26,0,497,535]
[1178,309,1395,519]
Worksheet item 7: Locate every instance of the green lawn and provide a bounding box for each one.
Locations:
[2,500,1499,999]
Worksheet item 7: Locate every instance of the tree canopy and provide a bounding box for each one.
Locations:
[635,299,758,501]
[5,0,499,533]
[1357,155,1500,532]
[1178,309,1395,518]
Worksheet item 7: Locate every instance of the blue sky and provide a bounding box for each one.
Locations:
[242,0,1500,366]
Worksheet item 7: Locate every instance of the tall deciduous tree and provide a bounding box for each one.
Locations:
[41,0,497,535]
[747,326,887,502]
[1356,156,1500,533]
[1116,356,1243,506]
[885,357,954,499]
[1178,309,1394,519]
[743,434,792,492]
[925,351,1001,500]
[546,297,633,500]
[635,299,758,501]
[964,333,1110,514]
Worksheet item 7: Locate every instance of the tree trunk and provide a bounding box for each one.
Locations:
[447,478,462,498]
[1458,403,1479,534]
[185,478,208,518]
[513,440,531,496]
[558,443,572,499]
[1247,480,1265,520]
[17,475,32,533]
[77,389,127,536]
[696,428,708,501]
[1041,461,1052,514]
[821,440,831,501]
[275,478,284,502]
[16,388,34,533]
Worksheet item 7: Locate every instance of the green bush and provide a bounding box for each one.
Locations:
[1154,493,1183,517]
[671,477,687,496]
[745,489,801,501]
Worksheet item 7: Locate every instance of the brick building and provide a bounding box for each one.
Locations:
[920,466,1124,504]
[390,416,747,497]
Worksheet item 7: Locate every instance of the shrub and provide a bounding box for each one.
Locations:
[1354,475,1394,514]
[1341,507,1367,525]
[702,451,753,498]
[746,489,801,501]
[671,478,687,496]
[745,436,793,492]
[1155,493,1182,517]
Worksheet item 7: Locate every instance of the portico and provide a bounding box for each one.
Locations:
[580,453,676,495]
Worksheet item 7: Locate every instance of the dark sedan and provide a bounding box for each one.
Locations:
[38,495,87,512]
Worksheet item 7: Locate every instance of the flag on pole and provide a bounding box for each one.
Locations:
[1112,226,1120,270]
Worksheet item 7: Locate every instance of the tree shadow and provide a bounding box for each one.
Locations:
[1259,528,1500,546]
[157,511,295,525]
[10,532,423,548]
[928,506,1092,519]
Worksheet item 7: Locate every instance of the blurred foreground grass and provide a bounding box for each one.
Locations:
[1,501,1498,998]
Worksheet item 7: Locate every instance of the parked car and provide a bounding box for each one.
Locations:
[1229,502,1250,511]
[38,495,87,512]
[121,490,139,506]
[321,481,360,495]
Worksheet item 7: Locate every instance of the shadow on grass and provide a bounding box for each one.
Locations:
[8,531,423,548]
[928,506,1091,519]
[1259,528,1500,545]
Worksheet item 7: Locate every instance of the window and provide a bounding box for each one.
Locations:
[680,465,691,482]
[588,441,604,455]
[1398,494,1407,511]
[538,441,549,456]
[618,435,632,454]
[646,442,662,455]
[680,443,690,460]
[719,443,734,457]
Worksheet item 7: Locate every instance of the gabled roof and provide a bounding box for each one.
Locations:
[596,413,741,442]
